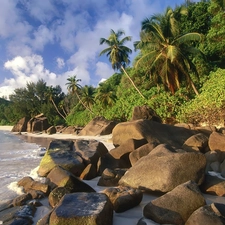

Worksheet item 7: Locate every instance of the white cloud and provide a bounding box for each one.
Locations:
[0,55,62,98]
[56,58,65,69]
[0,0,194,99]
[95,62,114,80]
[32,25,54,51]
[20,0,56,23]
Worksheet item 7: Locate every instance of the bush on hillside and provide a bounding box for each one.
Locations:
[177,68,225,126]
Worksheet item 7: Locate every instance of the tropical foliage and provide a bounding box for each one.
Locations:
[134,6,203,95]
[99,29,145,98]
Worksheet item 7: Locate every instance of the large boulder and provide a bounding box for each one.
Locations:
[48,187,71,208]
[11,117,30,132]
[112,119,197,147]
[27,114,50,133]
[109,138,148,168]
[185,203,225,225]
[119,144,206,192]
[78,116,117,136]
[17,176,49,194]
[74,139,108,167]
[97,168,127,187]
[47,166,95,193]
[60,126,77,134]
[182,133,209,153]
[143,180,206,225]
[49,192,113,225]
[129,142,157,166]
[102,186,143,213]
[46,126,56,135]
[131,105,162,122]
[209,132,225,152]
[37,140,85,177]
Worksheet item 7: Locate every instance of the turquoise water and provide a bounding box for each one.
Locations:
[0,130,41,202]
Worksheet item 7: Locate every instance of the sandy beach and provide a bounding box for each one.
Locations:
[2,126,225,224]
[0,126,14,131]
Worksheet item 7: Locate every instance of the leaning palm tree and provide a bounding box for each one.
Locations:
[134,7,202,95]
[66,75,93,114]
[99,29,145,98]
[45,86,66,120]
[95,83,117,109]
[81,85,96,110]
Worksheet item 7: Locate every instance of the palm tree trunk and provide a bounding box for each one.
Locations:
[51,99,67,120]
[61,107,68,117]
[190,80,199,95]
[75,92,94,114]
[120,66,145,99]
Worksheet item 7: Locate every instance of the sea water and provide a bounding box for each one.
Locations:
[0,130,42,203]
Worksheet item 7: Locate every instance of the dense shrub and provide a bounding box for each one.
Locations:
[177,68,225,126]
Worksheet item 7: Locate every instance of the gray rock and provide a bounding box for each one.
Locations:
[46,166,95,193]
[48,187,70,208]
[74,139,108,167]
[38,140,85,177]
[97,168,126,187]
[129,142,156,166]
[102,186,143,213]
[49,192,113,225]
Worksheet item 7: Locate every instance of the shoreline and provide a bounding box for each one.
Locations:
[19,132,115,151]
[0,125,115,151]
[2,126,225,224]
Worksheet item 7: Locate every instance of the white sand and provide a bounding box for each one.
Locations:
[0,126,13,131]
[20,131,115,151]
[3,126,225,224]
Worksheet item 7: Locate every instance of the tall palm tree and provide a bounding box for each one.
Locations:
[45,86,66,120]
[99,29,145,98]
[134,7,202,95]
[66,75,93,114]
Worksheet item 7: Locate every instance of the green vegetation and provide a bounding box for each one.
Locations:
[1,0,225,127]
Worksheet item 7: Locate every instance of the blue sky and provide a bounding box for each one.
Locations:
[0,0,197,98]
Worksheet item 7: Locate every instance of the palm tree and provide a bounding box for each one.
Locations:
[134,7,202,95]
[99,29,145,98]
[81,85,96,109]
[45,86,66,120]
[66,75,93,114]
[59,100,68,117]
[95,83,117,109]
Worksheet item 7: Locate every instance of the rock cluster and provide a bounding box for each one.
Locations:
[11,115,116,136]
[2,118,225,225]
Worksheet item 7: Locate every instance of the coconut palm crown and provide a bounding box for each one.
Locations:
[134,6,203,95]
[99,29,145,98]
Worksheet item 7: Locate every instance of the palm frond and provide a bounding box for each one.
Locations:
[167,45,179,63]
[99,47,112,57]
[173,33,202,45]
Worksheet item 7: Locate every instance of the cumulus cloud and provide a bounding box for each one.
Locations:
[95,62,114,80]
[56,57,65,69]
[1,55,63,97]
[0,0,191,98]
